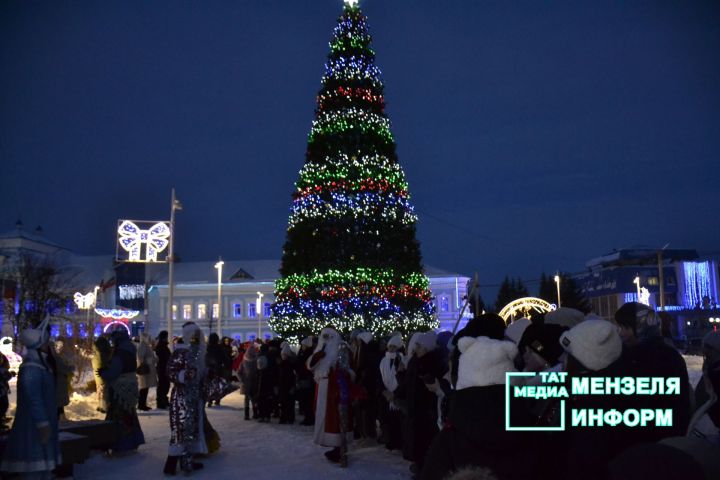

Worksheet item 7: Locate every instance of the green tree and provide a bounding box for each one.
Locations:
[270,2,436,341]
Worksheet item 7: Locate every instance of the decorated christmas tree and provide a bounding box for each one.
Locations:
[270,0,437,341]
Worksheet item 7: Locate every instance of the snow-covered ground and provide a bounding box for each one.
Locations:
[5,355,708,479]
[75,391,411,480]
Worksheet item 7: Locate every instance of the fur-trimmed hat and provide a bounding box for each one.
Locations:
[545,307,585,329]
[505,317,531,345]
[560,319,621,371]
[456,336,517,390]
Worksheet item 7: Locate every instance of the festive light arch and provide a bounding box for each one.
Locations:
[103,321,131,335]
[498,297,556,323]
[94,308,140,320]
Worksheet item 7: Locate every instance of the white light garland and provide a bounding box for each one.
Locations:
[94,308,140,320]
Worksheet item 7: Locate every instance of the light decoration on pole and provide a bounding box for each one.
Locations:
[257,291,264,339]
[638,287,651,306]
[117,220,171,262]
[73,291,96,310]
[215,259,224,335]
[554,274,561,308]
[633,275,642,304]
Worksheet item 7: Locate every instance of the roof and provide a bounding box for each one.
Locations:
[586,248,699,269]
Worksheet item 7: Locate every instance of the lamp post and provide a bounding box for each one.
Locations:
[554,274,561,308]
[256,291,264,340]
[215,259,224,336]
[167,188,182,343]
[633,275,641,302]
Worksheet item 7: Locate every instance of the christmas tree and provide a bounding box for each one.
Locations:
[270,0,437,341]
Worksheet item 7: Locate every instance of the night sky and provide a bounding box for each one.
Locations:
[2,0,719,296]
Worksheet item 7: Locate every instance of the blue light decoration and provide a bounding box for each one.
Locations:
[624,293,638,304]
[683,261,719,309]
[79,323,88,338]
[94,323,103,337]
[288,191,416,228]
[65,323,73,337]
[50,324,60,338]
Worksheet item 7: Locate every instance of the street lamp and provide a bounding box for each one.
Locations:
[710,317,720,332]
[214,259,224,335]
[167,188,182,344]
[554,274,561,308]
[633,275,641,302]
[256,291,264,340]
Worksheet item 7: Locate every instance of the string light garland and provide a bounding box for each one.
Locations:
[271,1,436,340]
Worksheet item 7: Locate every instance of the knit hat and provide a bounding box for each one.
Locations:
[615,302,660,339]
[545,307,585,329]
[560,319,622,371]
[456,336,517,389]
[505,317,531,345]
[387,334,403,349]
[416,331,437,352]
[518,323,567,366]
[357,331,373,344]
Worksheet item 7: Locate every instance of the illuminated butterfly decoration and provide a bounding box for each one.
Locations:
[118,221,171,262]
[73,292,96,310]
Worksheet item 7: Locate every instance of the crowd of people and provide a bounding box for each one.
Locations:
[0,301,719,479]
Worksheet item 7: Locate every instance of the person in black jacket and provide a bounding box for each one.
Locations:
[615,302,691,441]
[421,335,533,480]
[278,344,297,424]
[155,330,171,409]
[295,336,316,425]
[403,331,443,476]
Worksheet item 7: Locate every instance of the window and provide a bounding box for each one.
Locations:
[440,296,449,312]
[197,304,207,320]
[667,276,676,286]
[183,305,192,320]
[264,302,272,317]
[172,304,178,320]
[233,303,242,318]
[648,276,659,286]
[212,303,219,319]
[248,303,257,318]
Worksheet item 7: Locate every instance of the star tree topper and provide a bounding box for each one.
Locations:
[345,0,359,7]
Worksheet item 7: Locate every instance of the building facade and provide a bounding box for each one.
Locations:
[575,248,720,343]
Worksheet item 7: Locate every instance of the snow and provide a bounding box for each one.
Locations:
[4,355,709,479]
[75,391,411,479]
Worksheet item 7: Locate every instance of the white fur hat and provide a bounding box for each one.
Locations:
[456,336,517,390]
[560,319,621,371]
[546,307,585,329]
[504,317,531,345]
[387,334,403,349]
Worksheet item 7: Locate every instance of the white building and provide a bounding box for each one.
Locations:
[145,260,471,340]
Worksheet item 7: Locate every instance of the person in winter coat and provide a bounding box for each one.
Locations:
[136,332,158,411]
[307,326,355,468]
[0,352,14,427]
[351,331,381,440]
[295,336,316,425]
[560,319,626,480]
[421,336,534,480]
[256,343,276,422]
[402,331,443,475]
[615,302,691,441]
[240,342,259,420]
[689,330,720,438]
[165,322,212,475]
[278,343,296,424]
[0,317,61,479]
[100,328,145,453]
[92,336,112,413]
[49,337,74,420]
[379,333,404,450]
[155,330,171,409]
